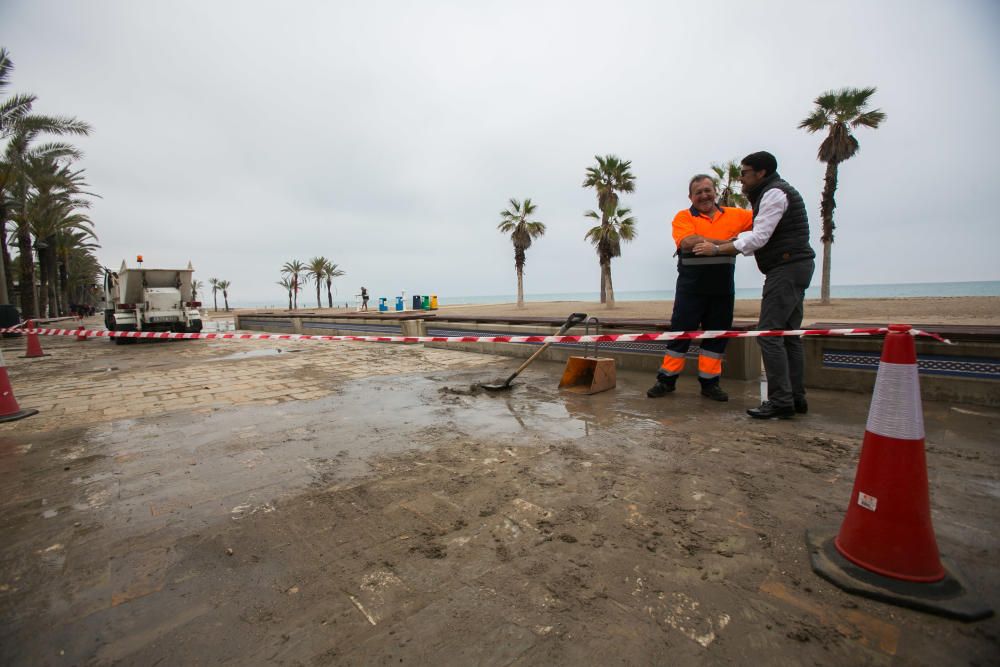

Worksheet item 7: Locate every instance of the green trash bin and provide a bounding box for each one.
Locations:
[421,295,430,310]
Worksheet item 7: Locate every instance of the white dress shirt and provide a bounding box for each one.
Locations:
[733,189,788,255]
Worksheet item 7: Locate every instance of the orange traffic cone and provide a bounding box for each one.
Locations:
[807,324,992,620]
[76,325,88,341]
[22,319,48,358]
[0,349,38,422]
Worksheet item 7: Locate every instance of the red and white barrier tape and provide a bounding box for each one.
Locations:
[0,326,951,344]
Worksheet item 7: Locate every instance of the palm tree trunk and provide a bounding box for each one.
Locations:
[819,161,839,305]
[287,289,292,310]
[603,260,615,309]
[292,278,298,309]
[224,292,229,311]
[326,281,333,308]
[599,216,610,304]
[516,266,524,308]
[0,213,11,304]
[316,283,321,309]
[17,224,37,318]
[59,251,70,316]
[213,291,218,312]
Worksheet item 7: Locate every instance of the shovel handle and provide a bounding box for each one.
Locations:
[501,312,587,385]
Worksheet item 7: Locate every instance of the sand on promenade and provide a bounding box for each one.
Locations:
[226,296,1000,326]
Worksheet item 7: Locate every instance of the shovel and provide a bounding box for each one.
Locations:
[479,312,588,391]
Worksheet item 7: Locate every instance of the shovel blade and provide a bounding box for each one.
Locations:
[558,356,617,395]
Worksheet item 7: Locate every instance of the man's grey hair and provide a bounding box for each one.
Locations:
[688,173,716,195]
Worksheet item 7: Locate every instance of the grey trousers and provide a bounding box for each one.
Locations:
[756,259,814,408]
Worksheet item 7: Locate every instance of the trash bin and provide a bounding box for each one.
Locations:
[0,304,20,338]
[430,295,438,310]
[379,297,388,312]
[395,296,404,311]
[421,295,430,310]
[412,295,422,310]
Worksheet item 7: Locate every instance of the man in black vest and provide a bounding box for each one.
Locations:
[693,151,815,419]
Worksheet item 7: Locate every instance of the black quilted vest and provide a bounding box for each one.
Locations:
[747,173,815,273]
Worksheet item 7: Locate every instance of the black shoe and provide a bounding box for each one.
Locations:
[794,398,808,414]
[747,401,795,420]
[700,384,729,402]
[647,382,676,398]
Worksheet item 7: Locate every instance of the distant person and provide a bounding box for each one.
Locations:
[647,175,752,401]
[360,286,369,311]
[693,151,815,419]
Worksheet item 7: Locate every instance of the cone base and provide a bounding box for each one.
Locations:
[806,529,992,622]
[0,407,38,423]
[21,353,49,358]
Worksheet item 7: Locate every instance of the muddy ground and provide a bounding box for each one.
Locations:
[0,330,997,665]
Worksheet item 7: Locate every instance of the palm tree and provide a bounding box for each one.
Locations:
[584,204,636,309]
[306,256,329,309]
[21,154,96,315]
[191,279,203,302]
[1,47,91,314]
[496,197,546,308]
[323,260,345,308]
[277,276,294,310]
[799,87,886,304]
[711,160,748,208]
[281,260,305,309]
[583,155,635,303]
[218,279,231,311]
[208,277,220,311]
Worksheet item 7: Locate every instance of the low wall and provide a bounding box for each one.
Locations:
[235,313,760,380]
[236,313,1000,406]
[804,332,1000,407]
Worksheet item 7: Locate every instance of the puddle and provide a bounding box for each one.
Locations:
[211,348,300,362]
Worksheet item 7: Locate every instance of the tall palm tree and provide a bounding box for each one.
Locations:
[191,279,203,302]
[281,259,305,309]
[323,260,345,308]
[208,277,220,311]
[711,160,748,208]
[583,155,635,303]
[584,204,636,309]
[22,155,95,315]
[496,197,546,308]
[276,276,294,310]
[306,256,329,309]
[218,279,231,312]
[799,86,886,304]
[1,47,91,313]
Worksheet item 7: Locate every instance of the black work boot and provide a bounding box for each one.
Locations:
[747,401,795,419]
[646,379,677,398]
[700,382,729,402]
[794,397,808,414]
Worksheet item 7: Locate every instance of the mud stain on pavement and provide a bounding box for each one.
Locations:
[0,340,997,665]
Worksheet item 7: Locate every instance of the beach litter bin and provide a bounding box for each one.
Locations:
[412,295,422,310]
[395,296,404,311]
[379,297,388,312]
[430,295,438,310]
[421,295,430,310]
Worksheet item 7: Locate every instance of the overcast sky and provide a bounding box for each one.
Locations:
[3,1,998,305]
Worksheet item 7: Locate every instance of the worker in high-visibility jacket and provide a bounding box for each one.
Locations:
[647,174,753,401]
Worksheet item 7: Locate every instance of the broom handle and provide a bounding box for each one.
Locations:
[502,312,587,384]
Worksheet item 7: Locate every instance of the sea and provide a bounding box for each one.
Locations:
[229,280,1000,310]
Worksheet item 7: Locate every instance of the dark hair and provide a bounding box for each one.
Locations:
[688,174,715,195]
[741,151,778,176]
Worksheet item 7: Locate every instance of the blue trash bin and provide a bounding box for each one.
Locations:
[379,298,388,312]
[395,296,404,311]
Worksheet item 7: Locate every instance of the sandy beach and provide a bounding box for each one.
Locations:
[224,296,1000,326]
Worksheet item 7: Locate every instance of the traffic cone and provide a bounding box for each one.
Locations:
[807,324,992,621]
[22,320,48,358]
[0,348,38,422]
[76,325,88,341]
